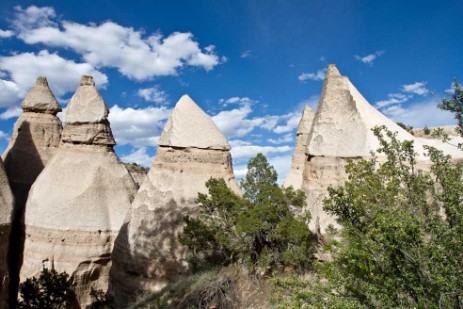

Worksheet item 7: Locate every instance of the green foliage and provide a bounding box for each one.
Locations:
[316,126,463,308]
[86,288,114,309]
[439,80,463,137]
[396,121,414,135]
[180,153,315,273]
[423,126,431,135]
[129,268,234,309]
[270,275,363,309]
[17,267,71,309]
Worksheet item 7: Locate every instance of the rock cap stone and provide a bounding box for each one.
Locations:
[21,76,62,114]
[65,76,109,124]
[158,94,230,150]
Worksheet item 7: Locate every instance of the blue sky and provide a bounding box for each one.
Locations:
[0,0,462,181]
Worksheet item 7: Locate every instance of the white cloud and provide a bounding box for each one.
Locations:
[0,107,22,119]
[376,93,411,108]
[230,141,292,160]
[381,100,455,128]
[273,113,301,134]
[137,86,168,104]
[240,50,252,58]
[0,30,14,38]
[120,147,153,167]
[0,130,9,140]
[355,51,384,66]
[13,6,221,80]
[298,69,325,81]
[268,133,293,144]
[109,104,171,147]
[402,82,429,95]
[0,50,107,107]
[268,154,293,184]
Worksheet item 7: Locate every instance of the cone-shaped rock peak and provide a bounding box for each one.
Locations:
[21,76,61,114]
[158,94,230,150]
[283,105,314,189]
[61,76,116,146]
[325,64,341,78]
[296,105,315,135]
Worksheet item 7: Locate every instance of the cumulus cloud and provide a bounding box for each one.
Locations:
[120,147,153,167]
[273,113,302,134]
[0,107,22,120]
[298,69,325,81]
[381,100,455,128]
[229,140,292,160]
[0,50,107,107]
[231,153,293,184]
[0,30,14,38]
[137,86,168,104]
[402,82,429,95]
[12,6,221,80]
[376,93,411,108]
[268,133,293,144]
[108,104,171,147]
[355,51,384,66]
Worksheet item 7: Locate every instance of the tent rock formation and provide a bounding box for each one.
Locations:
[20,76,137,307]
[284,105,314,189]
[302,64,463,232]
[0,158,13,309]
[110,94,240,307]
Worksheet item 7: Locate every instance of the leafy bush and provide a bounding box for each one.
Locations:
[17,267,71,308]
[316,126,463,308]
[180,153,315,273]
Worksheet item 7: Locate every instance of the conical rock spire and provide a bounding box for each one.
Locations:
[21,76,61,114]
[302,64,463,233]
[21,76,137,307]
[284,105,314,189]
[0,158,13,308]
[110,94,239,307]
[159,94,230,150]
[61,76,116,145]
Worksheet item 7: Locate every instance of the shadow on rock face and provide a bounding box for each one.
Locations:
[110,198,199,306]
[3,121,44,307]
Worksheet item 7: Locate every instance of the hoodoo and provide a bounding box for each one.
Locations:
[2,76,62,305]
[20,76,137,307]
[0,158,13,309]
[110,94,240,307]
[302,64,463,233]
[284,105,314,189]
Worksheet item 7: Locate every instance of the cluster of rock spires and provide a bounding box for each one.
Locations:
[284,64,463,232]
[0,65,461,307]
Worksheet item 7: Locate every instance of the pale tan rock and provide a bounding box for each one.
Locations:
[123,163,149,188]
[21,76,137,308]
[2,77,63,303]
[303,64,463,233]
[20,76,61,114]
[284,105,314,189]
[110,95,239,307]
[158,94,230,150]
[0,158,13,309]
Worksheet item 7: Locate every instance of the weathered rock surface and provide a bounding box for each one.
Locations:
[0,158,13,309]
[122,163,149,188]
[2,76,62,306]
[21,76,137,308]
[303,64,463,232]
[284,105,314,189]
[110,95,239,307]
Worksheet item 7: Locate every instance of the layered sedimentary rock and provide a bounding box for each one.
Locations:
[123,163,149,188]
[303,64,463,232]
[111,94,240,307]
[2,76,62,305]
[284,105,314,189]
[21,76,137,307]
[0,158,13,309]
